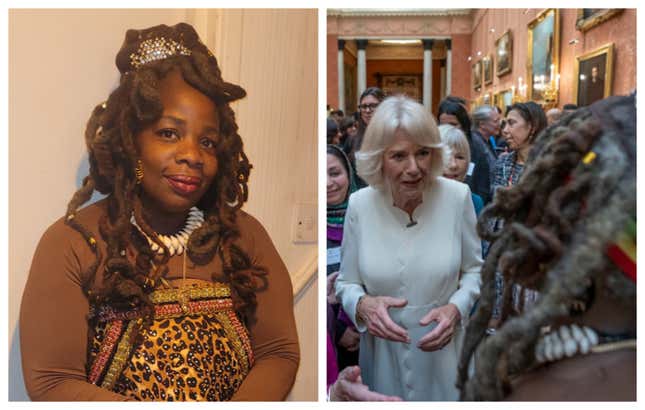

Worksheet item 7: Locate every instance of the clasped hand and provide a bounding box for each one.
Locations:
[357,296,460,350]
[416,303,461,351]
[357,295,410,343]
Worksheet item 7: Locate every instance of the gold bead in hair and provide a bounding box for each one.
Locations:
[135,159,144,184]
[583,151,597,164]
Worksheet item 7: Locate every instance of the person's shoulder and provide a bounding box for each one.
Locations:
[235,209,267,236]
[469,135,487,157]
[347,185,378,206]
[73,198,109,225]
[470,129,485,143]
[434,178,473,211]
[33,198,109,263]
[41,198,108,243]
[435,177,470,196]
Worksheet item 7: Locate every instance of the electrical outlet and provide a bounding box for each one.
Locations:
[292,202,317,243]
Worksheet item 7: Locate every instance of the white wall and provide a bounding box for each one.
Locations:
[9,9,317,401]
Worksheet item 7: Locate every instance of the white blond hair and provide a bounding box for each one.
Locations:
[356,96,445,189]
[438,124,471,165]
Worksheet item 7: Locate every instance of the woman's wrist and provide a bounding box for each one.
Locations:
[355,295,366,323]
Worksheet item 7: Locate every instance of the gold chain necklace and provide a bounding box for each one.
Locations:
[178,250,190,313]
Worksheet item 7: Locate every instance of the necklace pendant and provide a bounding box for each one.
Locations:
[178,289,191,314]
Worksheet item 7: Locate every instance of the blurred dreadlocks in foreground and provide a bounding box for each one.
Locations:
[456,94,636,401]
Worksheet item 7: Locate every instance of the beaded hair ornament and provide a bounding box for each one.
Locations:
[129,37,192,70]
[115,23,244,105]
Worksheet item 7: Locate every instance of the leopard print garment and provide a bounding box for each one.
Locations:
[87,282,254,401]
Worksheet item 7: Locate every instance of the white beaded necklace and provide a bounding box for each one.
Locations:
[130,207,204,256]
[534,324,636,364]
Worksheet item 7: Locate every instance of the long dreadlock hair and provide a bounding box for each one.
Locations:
[456,95,636,400]
[63,24,267,369]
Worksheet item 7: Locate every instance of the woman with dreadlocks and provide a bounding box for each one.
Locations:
[20,23,299,401]
[456,94,636,400]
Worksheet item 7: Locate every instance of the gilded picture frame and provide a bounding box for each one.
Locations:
[576,9,623,32]
[471,95,484,111]
[527,8,560,104]
[493,89,513,113]
[380,74,422,101]
[495,30,512,77]
[483,55,493,85]
[472,60,482,90]
[574,43,614,107]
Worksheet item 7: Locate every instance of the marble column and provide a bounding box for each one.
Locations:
[337,39,346,112]
[356,39,368,103]
[422,39,434,108]
[446,39,452,97]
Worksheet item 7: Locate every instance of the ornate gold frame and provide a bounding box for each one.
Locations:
[483,55,493,85]
[483,92,492,106]
[471,95,483,111]
[472,60,482,90]
[495,30,512,77]
[493,89,513,113]
[527,8,560,105]
[576,9,623,32]
[573,43,614,107]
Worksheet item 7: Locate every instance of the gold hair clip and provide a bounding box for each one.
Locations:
[129,37,192,70]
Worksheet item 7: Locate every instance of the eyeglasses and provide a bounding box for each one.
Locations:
[358,103,379,112]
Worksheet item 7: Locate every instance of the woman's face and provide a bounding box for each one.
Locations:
[443,145,469,182]
[438,113,462,129]
[327,154,349,205]
[346,121,358,137]
[330,127,342,145]
[503,109,532,151]
[135,70,220,217]
[382,130,431,202]
[359,94,381,125]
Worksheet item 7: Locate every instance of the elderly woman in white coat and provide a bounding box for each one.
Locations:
[335,96,482,401]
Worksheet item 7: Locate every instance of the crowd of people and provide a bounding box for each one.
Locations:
[326,89,635,401]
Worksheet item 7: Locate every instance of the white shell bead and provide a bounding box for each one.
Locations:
[544,337,554,361]
[551,336,564,360]
[535,339,545,363]
[564,337,578,357]
[130,207,204,256]
[582,326,599,345]
[570,324,585,342]
[559,325,572,341]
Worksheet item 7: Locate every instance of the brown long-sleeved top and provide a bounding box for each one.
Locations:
[20,199,300,401]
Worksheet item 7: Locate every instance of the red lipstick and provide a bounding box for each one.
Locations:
[165,175,202,195]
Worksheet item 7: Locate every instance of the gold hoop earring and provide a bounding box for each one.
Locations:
[135,159,144,184]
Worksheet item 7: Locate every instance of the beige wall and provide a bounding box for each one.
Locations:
[9,9,317,401]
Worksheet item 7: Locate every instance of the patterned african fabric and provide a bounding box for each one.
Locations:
[87,281,253,401]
